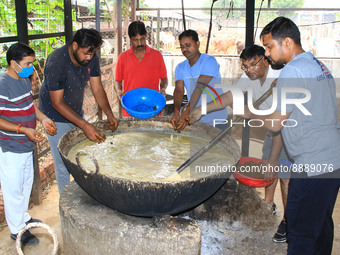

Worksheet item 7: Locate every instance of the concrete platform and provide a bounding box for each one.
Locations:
[59,182,201,255]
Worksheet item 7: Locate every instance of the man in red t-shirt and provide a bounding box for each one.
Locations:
[115,21,168,117]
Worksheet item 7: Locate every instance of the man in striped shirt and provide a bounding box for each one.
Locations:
[0,43,56,246]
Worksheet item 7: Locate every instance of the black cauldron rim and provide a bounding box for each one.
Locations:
[59,118,239,184]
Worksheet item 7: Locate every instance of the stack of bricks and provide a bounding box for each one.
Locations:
[38,153,55,190]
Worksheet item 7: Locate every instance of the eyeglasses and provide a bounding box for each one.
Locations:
[83,51,96,57]
[241,56,263,71]
[77,47,97,57]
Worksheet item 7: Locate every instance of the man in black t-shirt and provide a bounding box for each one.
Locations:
[39,28,118,193]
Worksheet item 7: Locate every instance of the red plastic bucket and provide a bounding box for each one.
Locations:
[233,156,278,188]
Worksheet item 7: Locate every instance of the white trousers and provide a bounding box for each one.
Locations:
[0,148,33,234]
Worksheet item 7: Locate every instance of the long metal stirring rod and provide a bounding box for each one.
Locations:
[174,79,277,175]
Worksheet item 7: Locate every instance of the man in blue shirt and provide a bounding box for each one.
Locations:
[171,29,227,130]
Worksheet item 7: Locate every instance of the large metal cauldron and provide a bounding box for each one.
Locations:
[58,117,240,216]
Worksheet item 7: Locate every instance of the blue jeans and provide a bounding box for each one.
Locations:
[47,122,76,194]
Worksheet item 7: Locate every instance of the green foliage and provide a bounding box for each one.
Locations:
[27,0,70,64]
[94,0,148,22]
[202,0,305,25]
[258,0,305,26]
[28,0,65,33]
[86,0,130,19]
[0,0,17,37]
[271,0,304,17]
[0,0,17,70]
[202,0,245,20]
[0,0,76,72]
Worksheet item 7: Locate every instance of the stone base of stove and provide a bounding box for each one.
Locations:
[59,181,201,255]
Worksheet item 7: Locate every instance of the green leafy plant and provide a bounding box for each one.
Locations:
[27,0,76,78]
[202,0,305,26]
[0,0,76,73]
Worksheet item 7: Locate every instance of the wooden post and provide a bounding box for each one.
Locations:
[117,0,123,56]
[131,0,136,22]
[32,144,42,205]
[95,0,103,120]
[117,0,123,117]
[157,9,160,50]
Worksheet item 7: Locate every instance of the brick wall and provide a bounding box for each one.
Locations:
[83,57,120,119]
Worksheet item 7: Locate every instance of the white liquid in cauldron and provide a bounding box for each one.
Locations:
[67,131,234,181]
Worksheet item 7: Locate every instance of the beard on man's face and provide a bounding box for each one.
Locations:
[73,51,91,66]
[267,56,284,70]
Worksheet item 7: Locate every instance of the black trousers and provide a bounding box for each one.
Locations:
[286,169,340,255]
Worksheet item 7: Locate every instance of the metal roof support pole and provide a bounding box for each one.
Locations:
[245,0,255,46]
[15,0,29,44]
[242,0,255,157]
[64,0,73,42]
[95,0,101,33]
[181,0,186,30]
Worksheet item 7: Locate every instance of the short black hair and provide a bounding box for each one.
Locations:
[240,44,265,61]
[73,28,103,52]
[178,29,199,42]
[6,42,35,66]
[128,21,147,38]
[260,16,301,46]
